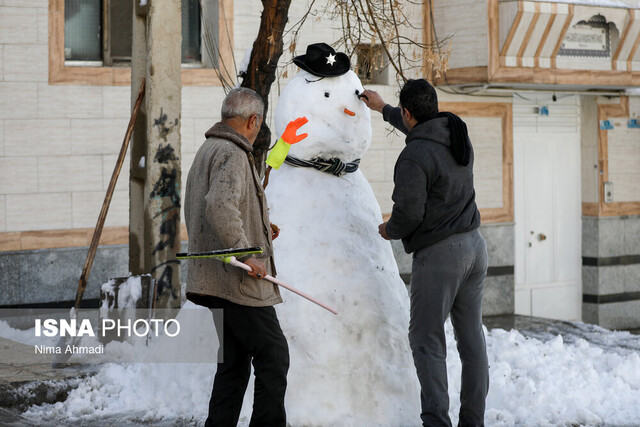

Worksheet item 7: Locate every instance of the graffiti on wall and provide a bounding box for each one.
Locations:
[152,107,179,142]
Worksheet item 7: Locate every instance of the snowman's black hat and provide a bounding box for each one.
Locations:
[293,43,351,77]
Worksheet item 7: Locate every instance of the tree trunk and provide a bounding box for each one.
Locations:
[241,0,292,177]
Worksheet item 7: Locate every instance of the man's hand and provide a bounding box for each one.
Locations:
[270,223,280,240]
[378,222,391,240]
[360,90,386,114]
[245,257,267,279]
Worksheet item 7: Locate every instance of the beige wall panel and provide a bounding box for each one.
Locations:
[629,96,640,114]
[4,119,71,157]
[385,131,407,151]
[499,1,520,50]
[608,125,640,147]
[6,193,71,231]
[433,1,488,68]
[581,96,598,148]
[449,34,492,69]
[0,44,4,81]
[180,151,196,186]
[0,83,37,119]
[372,181,395,214]
[506,13,534,58]
[555,56,612,70]
[38,155,102,193]
[101,153,130,192]
[0,156,38,194]
[539,13,570,64]
[3,44,47,82]
[474,146,504,179]
[72,190,128,228]
[0,119,4,156]
[3,0,47,6]
[475,177,503,209]
[181,86,226,122]
[37,5,48,44]
[0,6,38,44]
[38,84,103,119]
[102,87,131,119]
[70,119,130,155]
[608,137,640,175]
[466,117,503,148]
[523,13,553,66]
[105,191,130,229]
[608,173,640,202]
[0,195,5,232]
[180,151,196,225]
[233,14,260,56]
[180,118,198,155]
[581,146,598,204]
[384,150,403,182]
[368,122,400,150]
[615,20,640,70]
[194,119,216,146]
[359,149,386,183]
[434,4,488,36]
[633,46,640,71]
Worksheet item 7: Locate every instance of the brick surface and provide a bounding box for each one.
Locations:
[4,119,71,156]
[6,193,72,231]
[38,85,103,119]
[0,7,38,44]
[0,83,38,119]
[2,44,47,82]
[0,157,38,194]
[38,155,103,193]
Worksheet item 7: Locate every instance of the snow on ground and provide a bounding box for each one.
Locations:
[2,311,638,426]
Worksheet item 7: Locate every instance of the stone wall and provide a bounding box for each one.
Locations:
[582,215,640,329]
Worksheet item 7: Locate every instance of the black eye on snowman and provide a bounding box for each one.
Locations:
[324,91,330,98]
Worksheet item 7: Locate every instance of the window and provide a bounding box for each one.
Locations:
[64,0,203,66]
[355,44,389,85]
[49,0,232,85]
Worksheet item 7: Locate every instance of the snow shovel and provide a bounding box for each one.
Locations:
[177,247,338,315]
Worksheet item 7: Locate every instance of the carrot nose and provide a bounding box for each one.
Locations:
[344,108,356,116]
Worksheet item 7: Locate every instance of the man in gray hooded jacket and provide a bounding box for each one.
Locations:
[362,80,489,427]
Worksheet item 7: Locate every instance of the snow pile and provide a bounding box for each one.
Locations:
[0,319,55,346]
[483,327,640,426]
[14,317,640,425]
[100,275,143,310]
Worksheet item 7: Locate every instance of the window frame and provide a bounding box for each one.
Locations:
[49,0,233,86]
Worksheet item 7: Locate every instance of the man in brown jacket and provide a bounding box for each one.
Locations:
[184,87,288,426]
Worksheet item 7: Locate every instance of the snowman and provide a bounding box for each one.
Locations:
[264,43,420,425]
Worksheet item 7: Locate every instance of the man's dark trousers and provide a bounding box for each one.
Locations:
[204,296,289,427]
[409,229,489,427]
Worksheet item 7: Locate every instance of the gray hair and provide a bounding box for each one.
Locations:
[221,87,264,120]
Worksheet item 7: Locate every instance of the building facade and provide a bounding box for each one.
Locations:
[0,0,638,329]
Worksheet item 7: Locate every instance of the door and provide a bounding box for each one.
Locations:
[514,94,582,321]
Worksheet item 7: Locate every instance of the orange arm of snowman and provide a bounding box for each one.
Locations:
[266,116,309,169]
